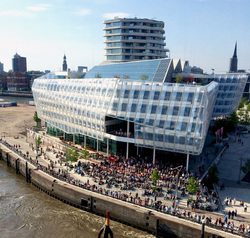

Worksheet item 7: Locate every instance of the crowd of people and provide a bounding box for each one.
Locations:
[1,137,249,236]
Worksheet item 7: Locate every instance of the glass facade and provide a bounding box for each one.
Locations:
[85,59,171,82]
[212,74,248,118]
[32,73,218,155]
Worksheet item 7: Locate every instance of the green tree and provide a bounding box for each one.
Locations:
[238,97,248,110]
[242,113,250,125]
[228,112,239,127]
[81,147,90,160]
[151,168,159,185]
[175,75,183,83]
[36,136,42,148]
[140,74,149,81]
[187,177,198,199]
[95,73,102,78]
[241,159,250,174]
[246,103,250,112]
[66,147,79,164]
[33,111,41,127]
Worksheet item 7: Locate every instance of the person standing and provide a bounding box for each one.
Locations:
[231,210,235,219]
[234,197,237,206]
[244,204,248,212]
[228,210,231,219]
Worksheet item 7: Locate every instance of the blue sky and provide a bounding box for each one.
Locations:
[0,0,249,73]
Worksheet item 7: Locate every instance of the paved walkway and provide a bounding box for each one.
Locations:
[215,133,250,221]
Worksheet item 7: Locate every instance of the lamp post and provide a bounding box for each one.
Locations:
[171,165,183,206]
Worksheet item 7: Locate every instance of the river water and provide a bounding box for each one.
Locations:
[0,96,33,103]
[0,161,153,238]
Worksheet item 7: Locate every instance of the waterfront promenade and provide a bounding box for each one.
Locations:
[1,131,250,237]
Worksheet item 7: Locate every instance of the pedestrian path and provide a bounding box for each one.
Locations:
[215,133,250,222]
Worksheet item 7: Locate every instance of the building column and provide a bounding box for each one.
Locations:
[153,148,156,165]
[97,139,99,152]
[63,132,65,140]
[107,138,109,157]
[127,121,130,136]
[186,152,189,172]
[84,135,86,147]
[73,134,75,144]
[126,143,129,159]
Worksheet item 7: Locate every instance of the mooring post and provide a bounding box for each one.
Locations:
[156,218,159,238]
[25,161,29,183]
[6,153,10,166]
[201,221,205,238]
[15,158,19,174]
[98,211,113,238]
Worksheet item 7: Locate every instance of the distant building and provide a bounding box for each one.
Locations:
[103,18,169,63]
[62,55,67,71]
[27,70,45,89]
[229,42,238,72]
[12,53,27,72]
[4,72,29,91]
[0,62,4,72]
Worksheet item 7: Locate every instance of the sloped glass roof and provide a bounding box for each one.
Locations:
[85,58,171,82]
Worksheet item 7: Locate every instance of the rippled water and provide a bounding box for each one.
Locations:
[0,161,154,238]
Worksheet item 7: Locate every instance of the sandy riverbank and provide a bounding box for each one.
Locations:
[0,103,36,137]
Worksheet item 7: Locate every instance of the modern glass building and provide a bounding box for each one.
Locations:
[32,58,248,164]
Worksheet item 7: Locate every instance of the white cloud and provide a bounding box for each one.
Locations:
[0,10,32,17]
[74,9,91,16]
[27,4,53,12]
[103,12,130,19]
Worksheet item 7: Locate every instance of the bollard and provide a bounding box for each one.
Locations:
[201,222,205,238]
[15,158,19,174]
[25,161,30,183]
[6,153,10,166]
[98,211,113,238]
[156,218,160,238]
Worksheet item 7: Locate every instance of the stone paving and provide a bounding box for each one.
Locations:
[215,132,250,220]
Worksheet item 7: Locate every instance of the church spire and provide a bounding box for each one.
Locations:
[62,54,67,72]
[229,42,238,73]
[233,42,237,58]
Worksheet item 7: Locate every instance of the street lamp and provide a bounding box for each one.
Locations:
[170,165,183,205]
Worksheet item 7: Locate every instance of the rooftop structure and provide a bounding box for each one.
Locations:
[103,18,169,63]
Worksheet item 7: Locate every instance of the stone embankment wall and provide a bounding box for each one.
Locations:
[0,144,241,238]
